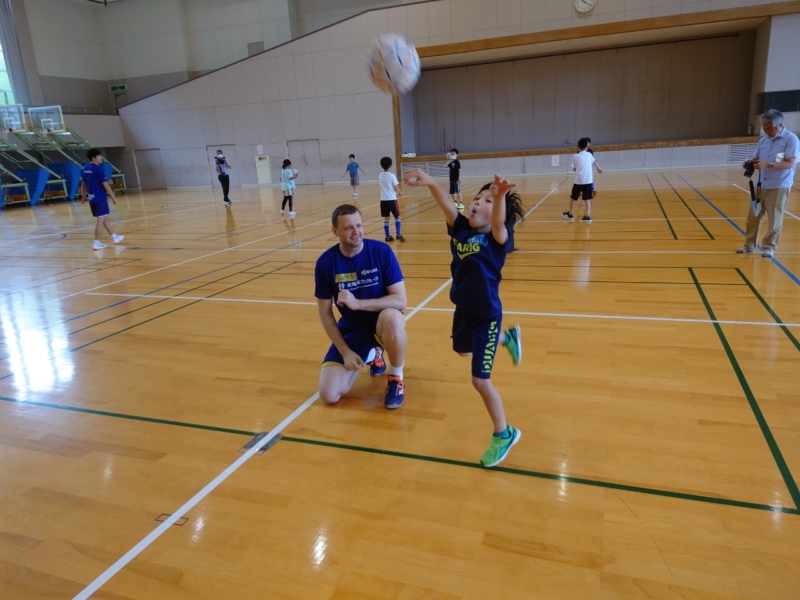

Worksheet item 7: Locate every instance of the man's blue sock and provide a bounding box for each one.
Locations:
[395,219,402,236]
[384,222,390,237]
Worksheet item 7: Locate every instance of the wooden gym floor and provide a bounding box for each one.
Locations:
[1,167,799,599]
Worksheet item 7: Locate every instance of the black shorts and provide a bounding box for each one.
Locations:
[452,307,502,380]
[380,200,400,218]
[571,183,594,201]
[449,181,461,195]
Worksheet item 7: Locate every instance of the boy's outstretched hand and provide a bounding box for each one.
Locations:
[490,174,516,199]
[402,168,435,187]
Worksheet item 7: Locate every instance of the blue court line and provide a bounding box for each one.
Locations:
[676,174,800,287]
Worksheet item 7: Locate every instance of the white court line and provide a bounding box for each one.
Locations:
[34,201,380,307]
[524,184,563,218]
[73,278,452,600]
[733,182,800,221]
[86,292,800,328]
[397,216,740,225]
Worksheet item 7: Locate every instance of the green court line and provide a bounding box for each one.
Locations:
[280,436,800,515]
[689,268,800,510]
[1,393,797,515]
[736,268,800,352]
[645,174,678,240]
[661,174,715,240]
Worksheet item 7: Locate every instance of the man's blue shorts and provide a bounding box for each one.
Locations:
[322,319,383,367]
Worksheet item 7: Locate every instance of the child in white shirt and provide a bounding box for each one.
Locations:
[563,138,602,223]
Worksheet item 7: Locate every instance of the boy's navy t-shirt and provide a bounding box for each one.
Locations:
[81,163,108,203]
[448,159,461,182]
[347,162,360,176]
[447,213,510,316]
[315,239,404,329]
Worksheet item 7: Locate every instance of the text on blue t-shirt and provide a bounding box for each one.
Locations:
[314,238,404,328]
[447,213,510,316]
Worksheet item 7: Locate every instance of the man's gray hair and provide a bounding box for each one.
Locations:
[762,109,784,126]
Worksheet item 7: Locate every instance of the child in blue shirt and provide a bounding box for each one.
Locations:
[403,168,524,467]
[80,148,123,251]
[343,154,366,198]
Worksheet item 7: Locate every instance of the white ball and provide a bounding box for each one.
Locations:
[446,152,454,160]
[292,169,298,176]
[366,33,421,95]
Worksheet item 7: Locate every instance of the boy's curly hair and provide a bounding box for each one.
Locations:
[476,183,526,228]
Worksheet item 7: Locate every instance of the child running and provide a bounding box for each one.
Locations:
[563,137,602,222]
[403,168,524,467]
[281,159,298,216]
[379,156,404,242]
[344,154,366,198]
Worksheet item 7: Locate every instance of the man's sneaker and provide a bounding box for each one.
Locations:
[481,426,521,467]
[224,199,232,206]
[384,375,404,409]
[92,241,107,250]
[396,235,405,242]
[762,251,774,258]
[385,235,395,242]
[582,215,592,223]
[735,247,753,254]
[503,324,522,366]
[455,202,465,210]
[112,234,124,244]
[369,346,386,377]
[562,212,574,220]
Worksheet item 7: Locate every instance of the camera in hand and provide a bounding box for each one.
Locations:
[215,155,226,166]
[743,160,755,178]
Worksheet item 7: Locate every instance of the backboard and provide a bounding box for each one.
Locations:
[27,105,66,134]
[0,105,27,133]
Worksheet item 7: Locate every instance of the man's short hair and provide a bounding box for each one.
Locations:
[762,109,784,126]
[380,156,392,170]
[86,148,102,161]
[577,138,589,150]
[331,204,361,227]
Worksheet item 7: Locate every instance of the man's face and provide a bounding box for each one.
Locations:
[332,212,363,249]
[763,122,782,138]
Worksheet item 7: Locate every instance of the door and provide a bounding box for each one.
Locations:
[206,145,241,189]
[287,139,323,185]
[133,149,166,190]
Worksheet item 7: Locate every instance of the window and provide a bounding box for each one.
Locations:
[0,40,15,105]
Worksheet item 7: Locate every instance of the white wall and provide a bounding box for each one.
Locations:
[186,0,295,73]
[64,114,125,148]
[95,0,190,80]
[24,0,107,80]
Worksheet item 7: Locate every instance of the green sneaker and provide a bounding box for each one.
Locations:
[481,426,521,468]
[503,324,522,366]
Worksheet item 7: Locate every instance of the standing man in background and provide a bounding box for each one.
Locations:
[736,109,798,258]
[215,149,232,206]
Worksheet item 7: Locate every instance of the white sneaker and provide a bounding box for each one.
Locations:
[762,251,774,258]
[280,210,284,214]
[289,211,297,217]
[354,193,358,198]
[735,247,754,254]
[112,234,124,244]
[92,241,107,250]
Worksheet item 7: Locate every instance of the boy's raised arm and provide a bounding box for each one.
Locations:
[403,168,458,227]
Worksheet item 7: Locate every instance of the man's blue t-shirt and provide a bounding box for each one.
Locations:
[81,163,108,203]
[314,239,404,329]
[448,213,510,316]
[347,162,360,176]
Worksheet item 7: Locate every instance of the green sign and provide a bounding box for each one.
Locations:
[110,84,127,92]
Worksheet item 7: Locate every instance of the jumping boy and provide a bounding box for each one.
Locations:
[379,156,404,242]
[447,148,464,210]
[344,154,366,198]
[563,138,602,223]
[403,168,524,467]
[81,148,123,251]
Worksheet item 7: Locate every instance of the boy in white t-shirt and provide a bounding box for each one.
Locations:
[379,156,404,242]
[563,138,602,223]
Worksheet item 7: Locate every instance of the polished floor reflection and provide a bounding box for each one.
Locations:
[1,170,799,599]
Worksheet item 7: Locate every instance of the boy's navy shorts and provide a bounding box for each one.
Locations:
[452,307,502,380]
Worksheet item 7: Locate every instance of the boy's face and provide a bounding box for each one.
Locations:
[467,188,495,229]
[92,155,104,164]
[349,157,355,163]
